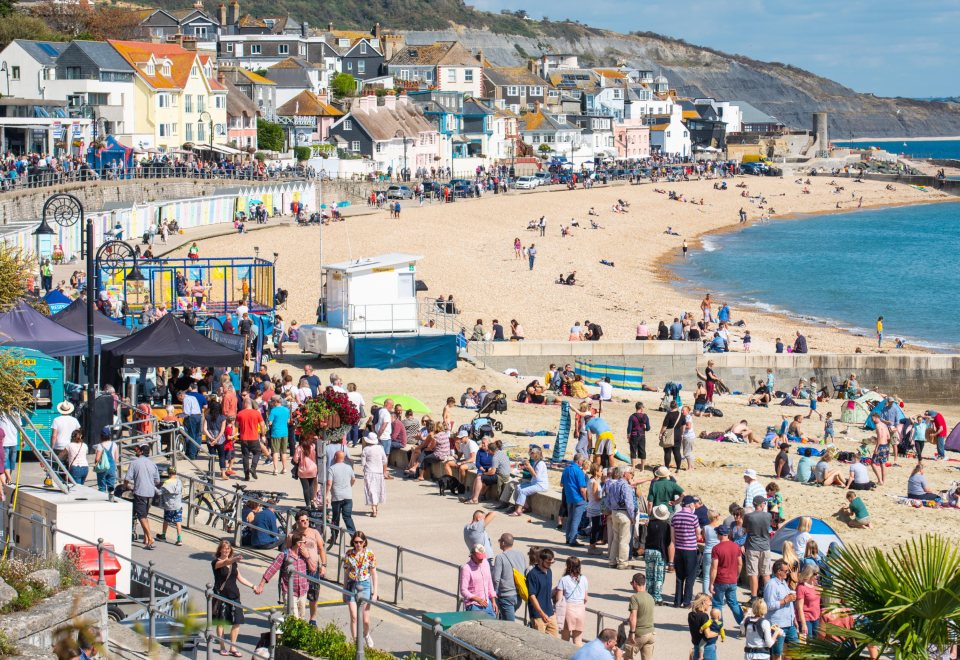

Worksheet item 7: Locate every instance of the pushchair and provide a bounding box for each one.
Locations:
[472,390,507,435]
[658,382,683,411]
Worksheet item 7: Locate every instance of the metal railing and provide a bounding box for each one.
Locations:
[11,411,76,494]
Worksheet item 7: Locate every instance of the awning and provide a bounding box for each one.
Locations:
[210,143,244,155]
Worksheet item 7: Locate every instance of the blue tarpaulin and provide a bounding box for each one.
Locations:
[85,135,135,176]
[43,289,73,314]
[349,334,457,370]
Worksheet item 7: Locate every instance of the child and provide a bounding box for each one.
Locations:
[222,415,237,477]
[742,331,752,352]
[766,482,784,529]
[857,439,871,462]
[841,491,871,528]
[699,607,727,643]
[157,467,184,546]
[688,594,719,660]
[823,412,835,443]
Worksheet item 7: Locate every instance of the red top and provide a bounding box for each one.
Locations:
[710,540,742,585]
[236,408,264,441]
[796,582,821,622]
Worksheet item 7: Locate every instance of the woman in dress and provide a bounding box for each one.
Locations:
[554,556,588,646]
[343,531,378,648]
[292,435,318,509]
[212,539,254,657]
[361,432,387,517]
[65,430,89,486]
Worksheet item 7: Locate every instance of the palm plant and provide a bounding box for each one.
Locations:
[788,534,960,659]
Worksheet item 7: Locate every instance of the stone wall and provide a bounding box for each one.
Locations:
[447,619,577,660]
[0,586,108,653]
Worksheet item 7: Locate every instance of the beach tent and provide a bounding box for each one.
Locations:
[43,289,73,315]
[0,301,101,357]
[86,135,135,177]
[840,390,884,425]
[53,299,130,341]
[772,517,844,554]
[945,423,960,453]
[103,313,242,369]
[863,401,906,430]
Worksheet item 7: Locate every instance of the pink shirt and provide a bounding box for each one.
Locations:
[796,582,821,622]
[459,559,495,603]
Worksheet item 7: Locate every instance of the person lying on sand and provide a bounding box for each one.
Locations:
[727,420,760,444]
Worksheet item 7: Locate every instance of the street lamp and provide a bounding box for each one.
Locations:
[393,129,408,181]
[36,194,95,447]
[199,110,213,153]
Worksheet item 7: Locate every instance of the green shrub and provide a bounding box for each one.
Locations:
[278,618,410,660]
[0,554,85,613]
[294,146,312,162]
[0,630,17,656]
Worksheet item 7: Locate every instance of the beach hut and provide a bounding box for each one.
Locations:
[771,517,844,554]
[945,423,960,453]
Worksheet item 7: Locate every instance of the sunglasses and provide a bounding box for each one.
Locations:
[352,541,366,546]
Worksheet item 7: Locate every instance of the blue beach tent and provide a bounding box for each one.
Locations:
[863,401,906,430]
[771,517,844,554]
[43,289,72,315]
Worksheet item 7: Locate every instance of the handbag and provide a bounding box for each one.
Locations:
[659,412,680,448]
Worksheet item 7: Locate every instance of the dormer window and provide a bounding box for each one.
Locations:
[191,65,199,77]
[162,62,171,76]
[338,38,349,47]
[145,62,155,75]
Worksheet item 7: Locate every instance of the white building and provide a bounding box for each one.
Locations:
[649,105,691,157]
[0,40,68,99]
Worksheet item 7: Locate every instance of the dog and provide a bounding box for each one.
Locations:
[436,475,466,497]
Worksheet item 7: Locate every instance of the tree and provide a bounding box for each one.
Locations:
[790,534,960,659]
[256,119,284,152]
[293,146,311,162]
[0,245,39,417]
[537,143,552,156]
[0,12,64,49]
[330,73,356,99]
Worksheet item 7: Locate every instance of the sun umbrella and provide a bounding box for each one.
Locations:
[320,204,327,209]
[337,201,351,208]
[373,394,430,414]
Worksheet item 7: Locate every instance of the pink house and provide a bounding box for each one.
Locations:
[275,90,344,144]
[614,121,650,159]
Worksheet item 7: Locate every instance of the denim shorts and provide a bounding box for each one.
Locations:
[344,578,371,603]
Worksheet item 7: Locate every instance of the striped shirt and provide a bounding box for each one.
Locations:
[671,509,701,551]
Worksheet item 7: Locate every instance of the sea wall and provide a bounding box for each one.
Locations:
[861,172,960,196]
[478,341,960,404]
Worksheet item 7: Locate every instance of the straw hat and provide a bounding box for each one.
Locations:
[654,466,670,478]
[57,401,74,415]
[652,505,670,521]
[362,432,379,445]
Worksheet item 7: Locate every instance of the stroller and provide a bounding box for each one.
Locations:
[472,390,507,435]
[659,382,683,411]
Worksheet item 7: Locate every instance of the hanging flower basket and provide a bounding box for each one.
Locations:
[293,388,360,439]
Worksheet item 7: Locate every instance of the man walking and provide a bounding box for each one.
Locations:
[709,525,744,625]
[124,444,160,549]
[561,454,589,547]
[538,216,546,236]
[744,495,772,602]
[181,382,206,460]
[624,574,655,660]
[492,533,525,621]
[326,450,356,546]
[525,548,558,636]
[626,403,651,472]
[671,495,702,608]
[236,398,265,481]
[603,466,635,570]
[375,398,393,457]
[528,244,537,270]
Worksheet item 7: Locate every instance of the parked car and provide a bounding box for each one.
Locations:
[533,172,553,185]
[386,185,414,199]
[515,176,539,189]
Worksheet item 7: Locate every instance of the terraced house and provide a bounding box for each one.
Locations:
[386,41,482,98]
[109,41,227,152]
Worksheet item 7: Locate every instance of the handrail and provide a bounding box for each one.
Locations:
[11,410,76,493]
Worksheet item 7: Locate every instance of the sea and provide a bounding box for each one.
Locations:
[671,202,960,351]
[833,139,960,161]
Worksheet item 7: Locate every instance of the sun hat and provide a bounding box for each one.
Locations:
[362,432,378,445]
[457,429,469,438]
[743,468,757,479]
[652,504,670,521]
[654,466,670,478]
[471,544,486,556]
[57,401,74,415]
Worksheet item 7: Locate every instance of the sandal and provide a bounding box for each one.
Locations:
[230,651,243,657]
[508,512,522,517]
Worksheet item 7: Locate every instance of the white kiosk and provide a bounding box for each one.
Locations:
[299,253,423,359]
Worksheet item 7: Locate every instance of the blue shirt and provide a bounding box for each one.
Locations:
[250,509,280,546]
[763,576,796,628]
[475,448,494,472]
[584,417,611,436]
[717,305,730,322]
[560,463,588,505]
[268,405,290,438]
[525,566,555,617]
[603,478,636,520]
[229,371,241,392]
[571,639,613,660]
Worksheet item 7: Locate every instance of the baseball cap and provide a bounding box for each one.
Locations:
[681,495,697,506]
[743,469,757,479]
[457,429,469,438]
[716,525,730,536]
[100,426,113,438]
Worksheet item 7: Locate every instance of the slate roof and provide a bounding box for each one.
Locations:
[346,102,436,141]
[388,41,478,67]
[483,66,548,88]
[730,100,781,125]
[14,40,68,66]
[276,90,343,117]
[66,41,134,73]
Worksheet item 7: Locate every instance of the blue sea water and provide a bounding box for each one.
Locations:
[672,202,960,350]
[833,139,960,161]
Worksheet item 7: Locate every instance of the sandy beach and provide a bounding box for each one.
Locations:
[174,174,955,354]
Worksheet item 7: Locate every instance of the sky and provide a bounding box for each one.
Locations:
[471,0,959,98]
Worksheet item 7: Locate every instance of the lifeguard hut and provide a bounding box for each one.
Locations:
[300,253,456,369]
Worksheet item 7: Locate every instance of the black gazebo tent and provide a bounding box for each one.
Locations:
[0,301,101,357]
[103,313,242,369]
[52,299,131,339]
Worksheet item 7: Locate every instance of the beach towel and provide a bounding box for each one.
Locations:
[552,402,571,462]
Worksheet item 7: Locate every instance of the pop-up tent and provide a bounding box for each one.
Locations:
[864,400,906,430]
[86,135,135,176]
[945,423,960,453]
[0,301,101,357]
[43,289,73,314]
[772,517,845,554]
[840,390,884,425]
[53,299,130,341]
[103,313,242,369]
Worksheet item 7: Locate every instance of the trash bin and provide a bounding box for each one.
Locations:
[64,543,122,597]
[420,610,491,656]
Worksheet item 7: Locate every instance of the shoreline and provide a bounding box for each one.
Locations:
[655,197,960,353]
[836,136,960,143]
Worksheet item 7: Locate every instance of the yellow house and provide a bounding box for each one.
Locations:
[109,40,227,153]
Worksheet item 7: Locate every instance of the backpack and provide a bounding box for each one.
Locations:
[94,442,114,473]
[513,569,529,602]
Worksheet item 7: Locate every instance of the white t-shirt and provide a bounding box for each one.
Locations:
[598,381,613,401]
[376,407,392,440]
[295,387,313,404]
[51,415,81,451]
[849,462,870,484]
[347,391,366,416]
[66,442,89,468]
[557,574,588,604]
[0,415,18,448]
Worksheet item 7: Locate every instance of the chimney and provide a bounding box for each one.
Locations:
[218,2,226,25]
[476,48,483,64]
[317,89,329,105]
[373,22,381,40]
[327,21,333,32]
[193,0,202,10]
[534,100,541,114]
[228,0,239,26]
[397,90,408,105]
[301,21,308,37]
[527,58,536,73]
[358,94,375,112]
[383,92,396,110]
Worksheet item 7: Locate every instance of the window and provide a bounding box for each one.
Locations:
[347,62,353,71]
[185,123,193,141]
[159,124,168,137]
[215,95,225,109]
[64,66,81,80]
[375,143,381,152]
[530,86,542,97]
[344,119,352,130]
[158,94,169,108]
[67,95,82,108]
[507,86,518,96]
[666,131,671,137]
[357,60,365,74]
[11,66,20,80]
[464,69,473,82]
[194,26,207,36]
[190,65,199,77]
[278,44,289,55]
[350,140,360,151]
[88,92,108,105]
[425,70,433,81]
[198,123,205,141]
[339,39,349,47]
[250,45,262,55]
[171,94,178,107]
[446,69,456,83]
[613,88,622,99]
[198,95,205,112]
[150,27,164,37]
[184,94,192,113]
[360,42,367,55]
[225,43,234,53]
[399,69,409,81]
